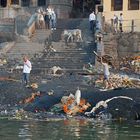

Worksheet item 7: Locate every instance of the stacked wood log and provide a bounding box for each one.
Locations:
[95,74,140,89]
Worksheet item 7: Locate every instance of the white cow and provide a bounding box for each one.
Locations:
[63,29,83,43]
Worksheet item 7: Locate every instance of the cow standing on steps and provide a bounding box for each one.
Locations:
[62,29,83,44]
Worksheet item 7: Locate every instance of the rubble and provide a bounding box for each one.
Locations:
[118,56,140,74]
[30,83,38,89]
[0,76,20,82]
[0,59,7,66]
[48,90,54,96]
[19,92,41,104]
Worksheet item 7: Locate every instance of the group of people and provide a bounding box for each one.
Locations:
[113,13,123,33]
[89,10,123,33]
[36,7,57,30]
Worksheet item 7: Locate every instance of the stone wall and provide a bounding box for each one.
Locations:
[116,33,140,56]
[103,32,140,69]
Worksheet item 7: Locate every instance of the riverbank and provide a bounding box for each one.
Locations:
[0,17,140,120]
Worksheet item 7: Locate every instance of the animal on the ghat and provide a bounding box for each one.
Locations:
[63,29,83,43]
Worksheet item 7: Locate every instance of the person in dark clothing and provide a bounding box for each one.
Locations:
[44,10,50,29]
[119,13,123,32]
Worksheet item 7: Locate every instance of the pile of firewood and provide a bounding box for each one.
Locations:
[95,74,140,89]
[119,56,140,73]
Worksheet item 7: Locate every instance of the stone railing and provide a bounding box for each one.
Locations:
[104,18,140,33]
[27,14,37,38]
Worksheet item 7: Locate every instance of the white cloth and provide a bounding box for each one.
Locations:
[75,89,81,105]
[89,12,96,21]
[23,60,32,73]
[102,63,110,76]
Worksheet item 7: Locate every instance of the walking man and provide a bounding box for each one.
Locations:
[89,11,96,33]
[23,56,32,87]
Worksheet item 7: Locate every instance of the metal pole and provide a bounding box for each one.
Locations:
[131,19,134,32]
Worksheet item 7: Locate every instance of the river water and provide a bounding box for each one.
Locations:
[0,118,140,140]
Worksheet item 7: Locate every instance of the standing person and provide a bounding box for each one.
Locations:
[113,14,118,33]
[119,13,123,32]
[101,57,111,89]
[23,56,32,87]
[89,11,96,33]
[44,9,50,29]
[50,9,57,30]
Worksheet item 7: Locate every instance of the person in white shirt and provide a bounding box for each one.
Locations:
[23,56,32,86]
[113,14,118,33]
[50,9,57,30]
[89,11,96,33]
[101,57,111,89]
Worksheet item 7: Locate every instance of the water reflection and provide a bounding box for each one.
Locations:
[63,118,88,139]
[18,124,33,140]
[0,119,140,140]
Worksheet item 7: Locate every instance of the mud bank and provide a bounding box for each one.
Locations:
[0,77,140,121]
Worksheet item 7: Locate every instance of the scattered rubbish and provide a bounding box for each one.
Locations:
[49,45,56,52]
[0,76,20,82]
[19,92,41,104]
[0,59,7,66]
[15,65,23,70]
[30,83,38,89]
[48,90,54,96]
[119,56,140,73]
[14,109,28,120]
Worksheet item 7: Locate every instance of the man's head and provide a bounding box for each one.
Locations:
[23,56,28,62]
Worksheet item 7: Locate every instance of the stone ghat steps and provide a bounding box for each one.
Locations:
[5,42,44,61]
[31,18,94,72]
[10,41,43,47]
[31,29,51,43]
[7,42,43,53]
[33,64,84,70]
